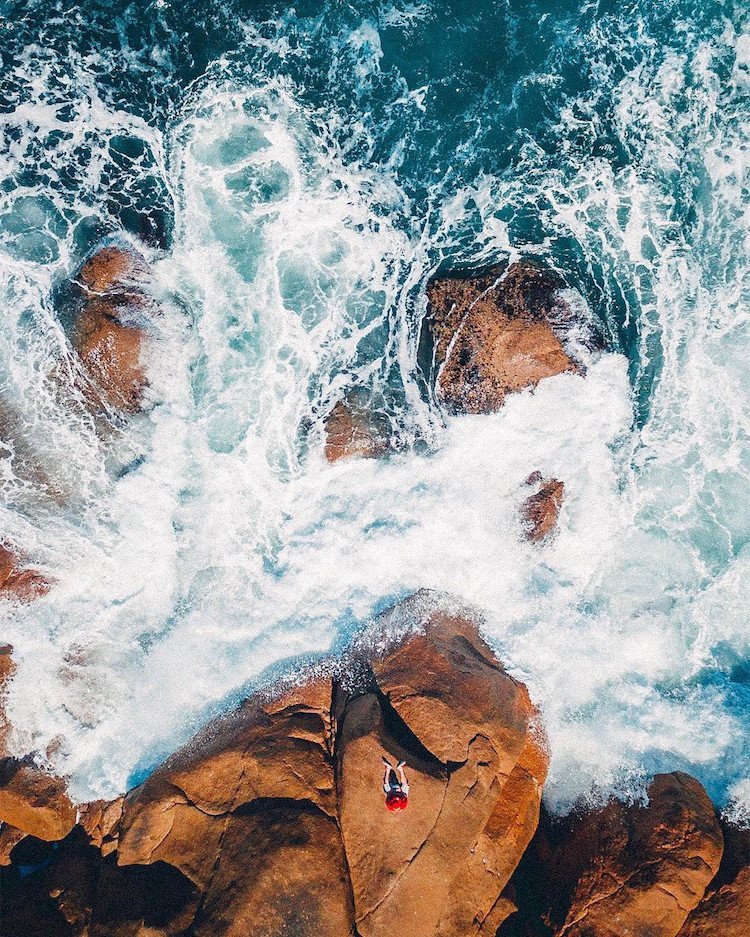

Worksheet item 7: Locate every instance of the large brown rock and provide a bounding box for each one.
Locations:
[553,773,723,937]
[116,676,354,937]
[337,592,549,937]
[678,823,750,937]
[425,261,580,414]
[72,246,154,414]
[0,757,76,842]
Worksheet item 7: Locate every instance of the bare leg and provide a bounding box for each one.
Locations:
[396,764,408,787]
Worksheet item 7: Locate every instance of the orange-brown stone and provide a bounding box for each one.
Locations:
[553,773,723,937]
[337,592,549,937]
[426,261,579,414]
[0,758,76,842]
[324,393,390,462]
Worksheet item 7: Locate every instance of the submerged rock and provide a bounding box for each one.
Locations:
[521,473,565,542]
[324,391,390,462]
[0,544,51,603]
[72,245,155,414]
[74,300,148,414]
[75,245,149,297]
[425,261,582,414]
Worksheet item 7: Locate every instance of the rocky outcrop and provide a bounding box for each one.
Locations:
[115,675,353,937]
[678,823,750,937]
[1,594,743,937]
[0,593,550,936]
[554,773,723,937]
[337,594,549,936]
[324,391,390,462]
[424,261,581,414]
[0,544,51,603]
[521,473,565,542]
[72,245,154,414]
[501,773,724,937]
[111,595,547,936]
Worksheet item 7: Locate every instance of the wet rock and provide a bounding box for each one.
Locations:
[0,544,52,603]
[337,592,549,937]
[72,246,154,414]
[521,474,565,542]
[551,773,723,937]
[425,261,580,414]
[75,301,148,413]
[0,757,77,842]
[0,644,75,844]
[324,391,390,462]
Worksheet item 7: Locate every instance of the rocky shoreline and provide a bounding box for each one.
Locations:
[0,250,746,934]
[0,593,747,935]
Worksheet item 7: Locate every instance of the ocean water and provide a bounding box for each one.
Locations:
[0,0,748,817]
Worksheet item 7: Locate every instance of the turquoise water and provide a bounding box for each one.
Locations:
[0,0,748,817]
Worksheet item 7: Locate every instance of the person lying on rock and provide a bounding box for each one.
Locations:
[382,756,409,811]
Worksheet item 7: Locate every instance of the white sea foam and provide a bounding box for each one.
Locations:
[0,7,748,817]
